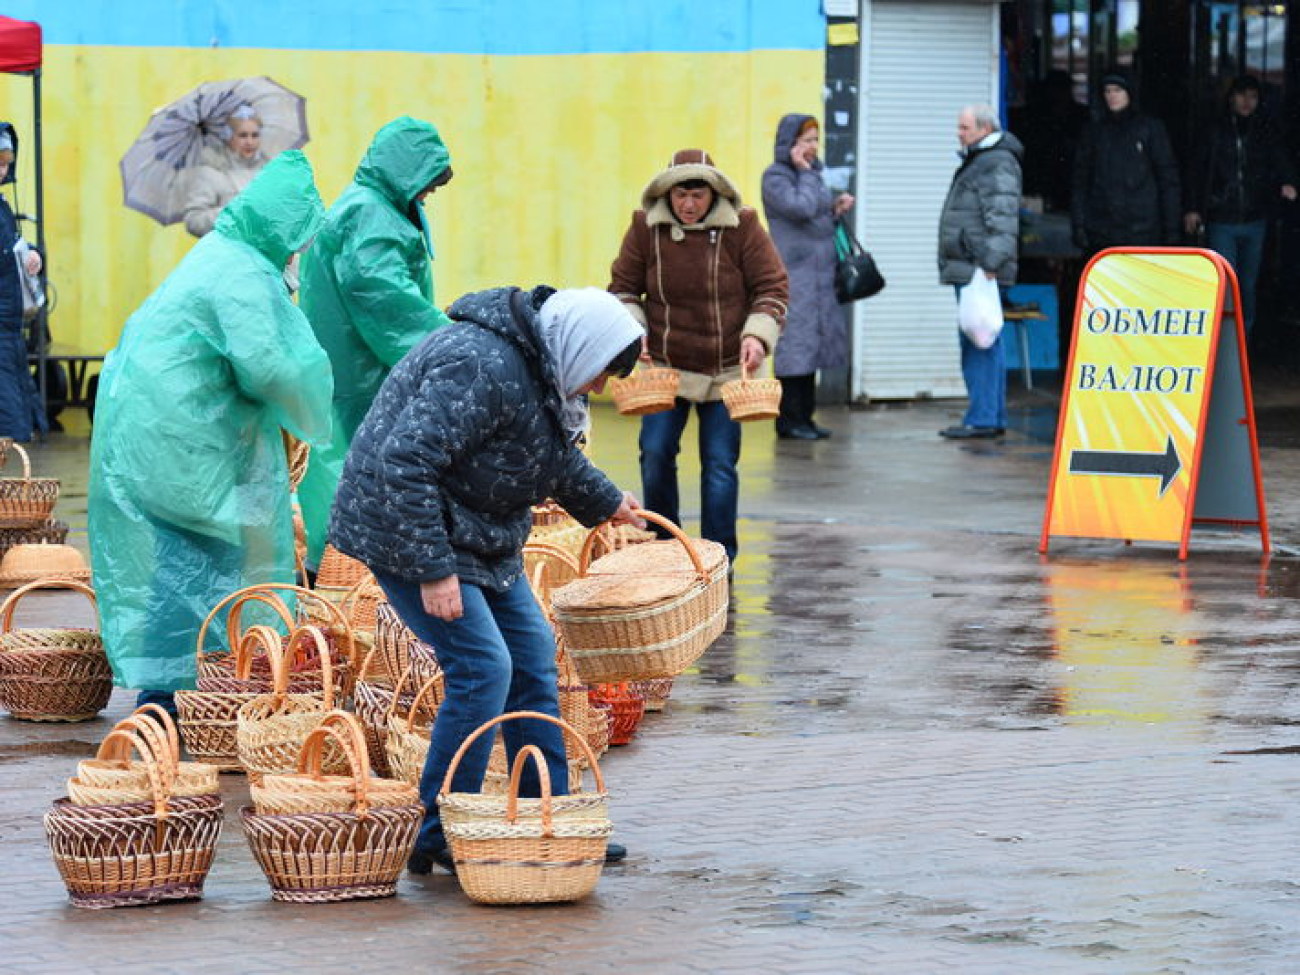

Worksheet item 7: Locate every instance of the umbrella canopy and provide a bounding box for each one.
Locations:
[119,75,309,226]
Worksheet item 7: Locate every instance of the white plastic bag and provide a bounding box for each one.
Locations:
[13,239,44,320]
[957,269,1003,349]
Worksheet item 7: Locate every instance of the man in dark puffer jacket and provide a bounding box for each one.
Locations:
[331,284,644,874]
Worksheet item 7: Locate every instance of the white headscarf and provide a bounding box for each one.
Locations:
[536,288,644,440]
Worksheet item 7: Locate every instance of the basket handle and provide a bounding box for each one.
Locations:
[124,704,184,767]
[197,583,357,669]
[404,672,444,726]
[356,645,382,682]
[297,711,372,815]
[284,624,335,710]
[383,663,416,724]
[0,579,97,635]
[438,710,603,797]
[217,591,295,661]
[1,439,32,480]
[94,729,173,824]
[233,624,287,683]
[340,571,380,614]
[504,744,555,833]
[576,509,707,581]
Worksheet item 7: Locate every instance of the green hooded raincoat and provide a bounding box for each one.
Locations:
[88,150,332,691]
[297,117,453,565]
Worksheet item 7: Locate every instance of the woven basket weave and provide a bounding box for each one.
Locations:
[373,601,441,686]
[0,580,112,722]
[382,668,446,786]
[720,364,782,422]
[69,706,219,805]
[587,682,645,746]
[439,711,611,905]
[0,440,59,529]
[315,545,369,589]
[241,714,423,903]
[0,542,91,590]
[45,727,224,909]
[0,518,69,559]
[607,366,679,416]
[552,511,729,683]
[351,647,417,778]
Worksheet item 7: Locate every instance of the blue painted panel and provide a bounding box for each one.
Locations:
[1004,284,1061,372]
[7,0,823,54]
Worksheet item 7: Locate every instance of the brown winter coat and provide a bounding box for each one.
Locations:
[608,150,788,402]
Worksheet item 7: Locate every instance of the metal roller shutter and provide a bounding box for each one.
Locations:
[852,0,1001,401]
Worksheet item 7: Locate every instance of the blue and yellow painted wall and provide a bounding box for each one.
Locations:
[0,1,823,354]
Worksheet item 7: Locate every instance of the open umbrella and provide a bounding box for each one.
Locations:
[119,75,309,226]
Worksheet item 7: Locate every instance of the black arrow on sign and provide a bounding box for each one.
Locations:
[1068,435,1182,497]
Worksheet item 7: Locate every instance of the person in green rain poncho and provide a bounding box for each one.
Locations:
[297,116,454,569]
[88,150,333,712]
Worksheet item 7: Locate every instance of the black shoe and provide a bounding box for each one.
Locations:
[605,841,627,863]
[776,422,819,440]
[940,425,1004,440]
[810,423,832,439]
[408,846,456,876]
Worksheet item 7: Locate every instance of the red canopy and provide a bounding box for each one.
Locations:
[0,16,41,74]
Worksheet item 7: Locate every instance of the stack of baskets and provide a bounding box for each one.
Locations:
[241,710,423,903]
[45,706,224,909]
[0,440,62,551]
[0,580,112,722]
[551,511,729,686]
[439,711,612,904]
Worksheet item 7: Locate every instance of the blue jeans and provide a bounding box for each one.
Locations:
[639,398,741,562]
[374,571,568,855]
[954,284,1007,429]
[1206,220,1267,337]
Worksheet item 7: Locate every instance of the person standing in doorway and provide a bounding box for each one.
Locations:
[1184,74,1297,340]
[936,104,1023,440]
[1071,71,1180,254]
[762,113,854,440]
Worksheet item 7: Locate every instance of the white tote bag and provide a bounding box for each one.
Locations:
[957,269,1003,350]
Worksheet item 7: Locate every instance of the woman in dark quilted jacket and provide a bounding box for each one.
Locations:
[330,285,644,875]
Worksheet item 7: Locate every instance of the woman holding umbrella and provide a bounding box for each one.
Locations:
[184,104,269,238]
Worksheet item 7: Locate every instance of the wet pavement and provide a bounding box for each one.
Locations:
[3,374,1300,974]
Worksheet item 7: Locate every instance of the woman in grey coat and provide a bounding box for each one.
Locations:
[762,114,854,440]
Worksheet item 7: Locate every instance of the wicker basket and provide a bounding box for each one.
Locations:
[587,682,645,746]
[551,511,729,683]
[69,706,219,805]
[439,711,612,905]
[315,544,369,589]
[195,584,356,700]
[383,668,445,786]
[374,601,441,686]
[607,366,679,416]
[0,440,59,529]
[304,571,384,638]
[0,542,92,590]
[250,711,419,815]
[630,676,675,713]
[0,580,112,722]
[0,518,69,559]
[283,430,310,492]
[351,646,418,778]
[45,727,224,909]
[241,715,423,903]
[720,364,782,422]
[523,541,582,596]
[236,625,344,778]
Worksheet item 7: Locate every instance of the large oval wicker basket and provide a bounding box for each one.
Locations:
[551,511,729,683]
[0,580,112,722]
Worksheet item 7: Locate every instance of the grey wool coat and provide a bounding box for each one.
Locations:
[328,285,623,591]
[761,113,847,377]
[937,131,1024,286]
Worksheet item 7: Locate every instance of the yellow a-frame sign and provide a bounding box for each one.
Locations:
[1040,247,1269,559]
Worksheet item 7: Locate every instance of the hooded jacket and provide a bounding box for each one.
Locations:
[937,130,1024,286]
[330,286,623,591]
[297,116,453,564]
[1071,102,1180,248]
[88,150,332,691]
[183,143,269,238]
[761,113,847,376]
[608,149,788,401]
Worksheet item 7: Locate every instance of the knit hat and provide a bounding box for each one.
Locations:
[1100,72,1132,95]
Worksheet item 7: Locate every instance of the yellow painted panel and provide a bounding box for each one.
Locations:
[0,46,820,355]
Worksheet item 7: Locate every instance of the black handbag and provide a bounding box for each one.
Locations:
[832,216,885,303]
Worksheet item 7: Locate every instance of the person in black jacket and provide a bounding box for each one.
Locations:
[1184,75,1297,338]
[330,285,645,876]
[1071,72,1181,254]
[0,125,45,441]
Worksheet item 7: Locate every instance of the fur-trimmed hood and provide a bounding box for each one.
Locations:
[640,148,742,232]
